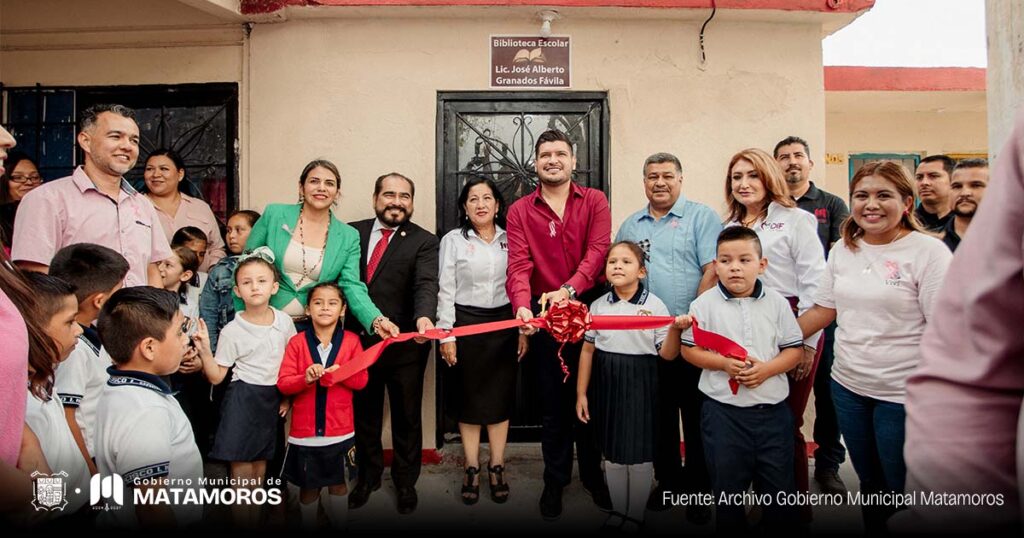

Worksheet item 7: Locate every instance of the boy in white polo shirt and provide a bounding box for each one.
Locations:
[51,243,129,473]
[94,287,203,529]
[681,226,804,532]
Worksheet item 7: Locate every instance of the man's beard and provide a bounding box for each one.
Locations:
[377,205,410,227]
[953,201,976,218]
[785,169,803,184]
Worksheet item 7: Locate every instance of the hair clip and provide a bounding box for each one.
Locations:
[238,246,276,265]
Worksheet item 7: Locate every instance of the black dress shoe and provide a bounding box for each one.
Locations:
[397,486,418,514]
[539,483,563,521]
[348,481,380,509]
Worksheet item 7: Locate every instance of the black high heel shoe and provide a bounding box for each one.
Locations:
[487,464,510,503]
[461,466,480,505]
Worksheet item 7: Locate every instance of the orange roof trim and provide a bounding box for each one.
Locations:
[825,66,986,92]
[243,0,874,15]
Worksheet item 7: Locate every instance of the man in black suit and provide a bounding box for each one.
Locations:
[346,173,440,514]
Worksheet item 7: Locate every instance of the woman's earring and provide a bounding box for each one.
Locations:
[298,194,305,204]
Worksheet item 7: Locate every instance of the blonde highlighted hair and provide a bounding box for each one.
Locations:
[725,148,795,225]
[841,161,926,252]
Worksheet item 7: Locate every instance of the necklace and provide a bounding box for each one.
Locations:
[861,229,905,274]
[296,206,330,287]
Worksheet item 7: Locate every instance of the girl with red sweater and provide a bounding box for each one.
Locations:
[277,282,368,529]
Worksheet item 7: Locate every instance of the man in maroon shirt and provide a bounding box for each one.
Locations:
[506,129,612,520]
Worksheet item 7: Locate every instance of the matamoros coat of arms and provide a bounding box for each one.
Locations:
[31,471,69,511]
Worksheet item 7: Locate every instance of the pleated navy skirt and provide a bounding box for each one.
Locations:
[209,380,280,462]
[591,349,659,464]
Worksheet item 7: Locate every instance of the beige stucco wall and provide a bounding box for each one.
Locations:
[246,15,826,230]
[824,91,988,195]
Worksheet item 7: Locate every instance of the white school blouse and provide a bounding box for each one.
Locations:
[436,227,511,343]
[215,308,297,386]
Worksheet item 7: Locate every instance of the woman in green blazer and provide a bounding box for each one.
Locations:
[243,159,398,338]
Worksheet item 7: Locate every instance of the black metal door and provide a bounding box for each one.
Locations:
[435,91,609,445]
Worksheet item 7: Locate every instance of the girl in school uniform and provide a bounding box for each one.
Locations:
[575,241,691,532]
[197,247,297,528]
[160,245,216,457]
[278,282,367,530]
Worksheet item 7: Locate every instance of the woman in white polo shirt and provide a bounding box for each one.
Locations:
[798,161,951,532]
[722,148,826,515]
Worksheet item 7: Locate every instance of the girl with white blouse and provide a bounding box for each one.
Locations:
[798,161,951,532]
[437,177,528,505]
[722,148,826,516]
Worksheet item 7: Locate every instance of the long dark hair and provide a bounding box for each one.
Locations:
[457,176,506,239]
[0,252,60,400]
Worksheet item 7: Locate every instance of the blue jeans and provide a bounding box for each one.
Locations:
[831,380,906,531]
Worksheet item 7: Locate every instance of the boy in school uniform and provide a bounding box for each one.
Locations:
[681,226,804,532]
[94,287,204,529]
[50,243,129,473]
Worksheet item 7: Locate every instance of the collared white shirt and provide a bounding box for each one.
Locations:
[436,227,510,343]
[54,329,111,454]
[25,392,90,514]
[215,308,297,385]
[288,342,353,447]
[682,281,804,407]
[365,218,398,267]
[725,201,825,347]
[94,369,203,528]
[584,285,669,354]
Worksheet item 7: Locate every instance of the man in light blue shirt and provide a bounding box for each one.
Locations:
[615,152,721,521]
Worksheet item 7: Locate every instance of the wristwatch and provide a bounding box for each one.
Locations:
[560,284,577,300]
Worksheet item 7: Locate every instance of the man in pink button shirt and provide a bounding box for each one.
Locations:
[898,113,1024,533]
[11,104,171,287]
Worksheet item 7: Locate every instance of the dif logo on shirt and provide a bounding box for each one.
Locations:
[90,473,125,511]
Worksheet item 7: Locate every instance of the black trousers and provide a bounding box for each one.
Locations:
[812,321,846,472]
[702,399,797,533]
[531,297,603,489]
[652,358,711,493]
[352,340,429,489]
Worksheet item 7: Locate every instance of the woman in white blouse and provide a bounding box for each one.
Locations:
[437,177,528,506]
[798,161,951,532]
[723,148,826,515]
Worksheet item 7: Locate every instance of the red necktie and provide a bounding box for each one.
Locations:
[366,228,393,281]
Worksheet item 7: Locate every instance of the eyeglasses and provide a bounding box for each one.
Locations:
[8,174,42,185]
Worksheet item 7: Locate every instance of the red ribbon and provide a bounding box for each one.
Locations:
[324,301,749,391]
[690,318,748,395]
[327,299,677,384]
